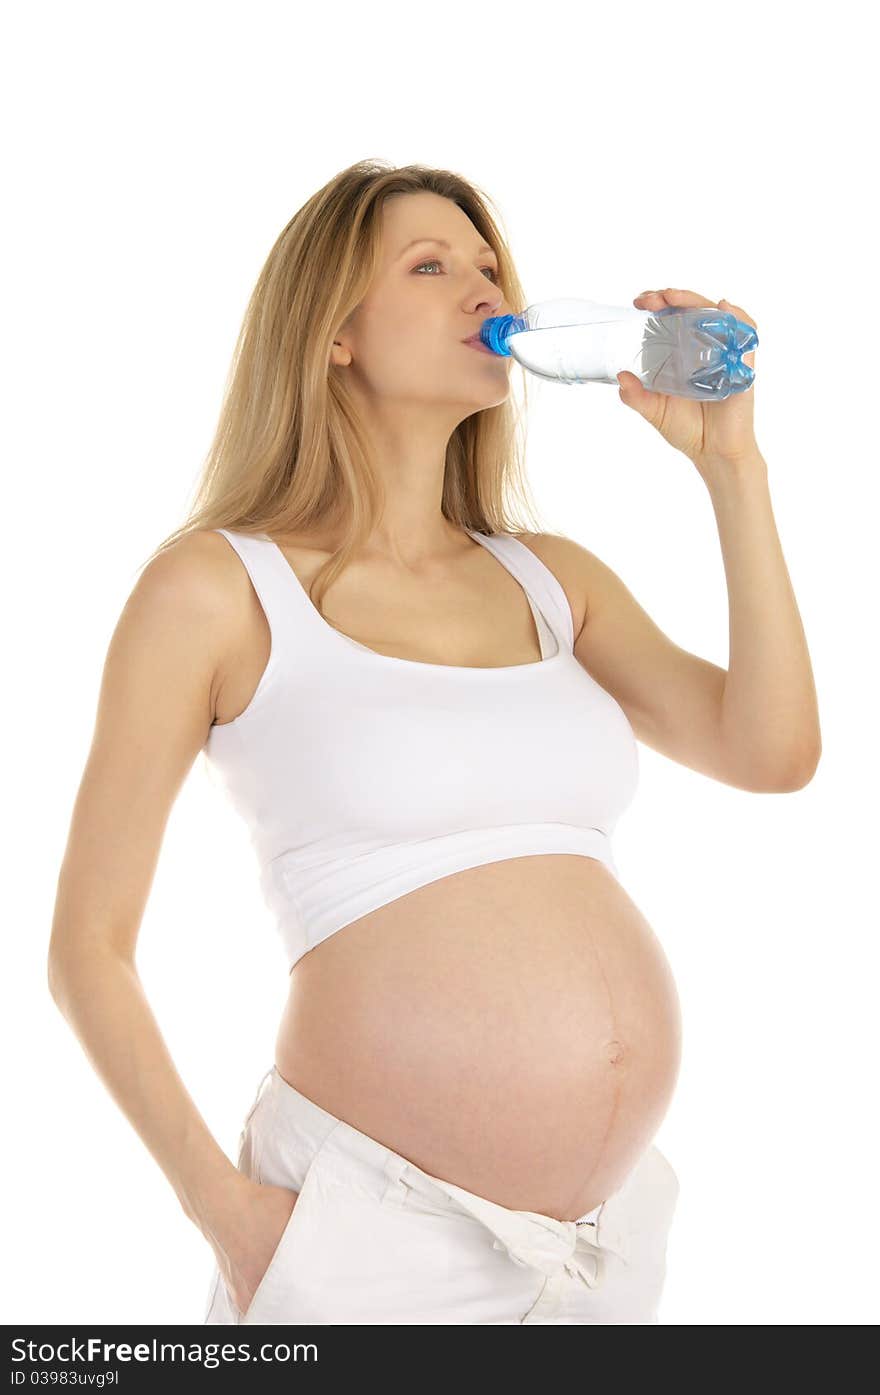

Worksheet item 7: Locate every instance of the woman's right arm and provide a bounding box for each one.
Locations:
[47,530,295,1313]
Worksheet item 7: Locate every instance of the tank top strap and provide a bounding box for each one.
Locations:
[466,531,575,652]
[212,528,299,639]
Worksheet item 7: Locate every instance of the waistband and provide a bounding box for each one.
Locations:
[251,1065,628,1288]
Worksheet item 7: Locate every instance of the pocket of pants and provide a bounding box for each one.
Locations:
[236,1127,330,1324]
[235,1068,275,1175]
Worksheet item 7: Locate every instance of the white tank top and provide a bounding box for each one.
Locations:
[203,528,639,972]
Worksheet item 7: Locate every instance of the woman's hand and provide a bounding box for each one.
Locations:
[209,1179,301,1317]
[617,287,761,485]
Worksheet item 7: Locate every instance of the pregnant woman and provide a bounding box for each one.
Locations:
[48,160,821,1326]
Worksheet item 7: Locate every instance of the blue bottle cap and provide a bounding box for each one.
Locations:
[480,313,527,356]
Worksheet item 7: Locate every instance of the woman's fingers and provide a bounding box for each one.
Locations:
[635,288,720,309]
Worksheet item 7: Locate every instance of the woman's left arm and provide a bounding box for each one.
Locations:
[703,455,821,789]
[618,288,821,788]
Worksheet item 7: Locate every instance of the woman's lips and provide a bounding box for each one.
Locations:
[464,339,495,355]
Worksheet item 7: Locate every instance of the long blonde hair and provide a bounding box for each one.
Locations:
[139,158,546,619]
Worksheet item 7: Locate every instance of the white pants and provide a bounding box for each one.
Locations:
[203,1065,680,1325]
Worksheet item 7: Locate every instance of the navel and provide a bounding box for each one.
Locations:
[604,1038,626,1065]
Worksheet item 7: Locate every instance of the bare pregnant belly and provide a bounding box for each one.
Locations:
[273,854,682,1221]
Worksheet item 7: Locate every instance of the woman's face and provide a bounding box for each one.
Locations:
[331,190,514,419]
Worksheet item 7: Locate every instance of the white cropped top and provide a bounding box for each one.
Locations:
[202,528,639,972]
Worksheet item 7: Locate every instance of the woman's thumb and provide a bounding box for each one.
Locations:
[617,370,642,406]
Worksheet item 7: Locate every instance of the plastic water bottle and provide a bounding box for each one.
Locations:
[478,297,758,400]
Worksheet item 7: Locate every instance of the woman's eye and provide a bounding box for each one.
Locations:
[414,259,500,284]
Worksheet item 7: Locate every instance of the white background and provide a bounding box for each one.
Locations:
[4,0,876,1327]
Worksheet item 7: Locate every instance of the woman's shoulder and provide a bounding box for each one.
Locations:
[133,529,272,655]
